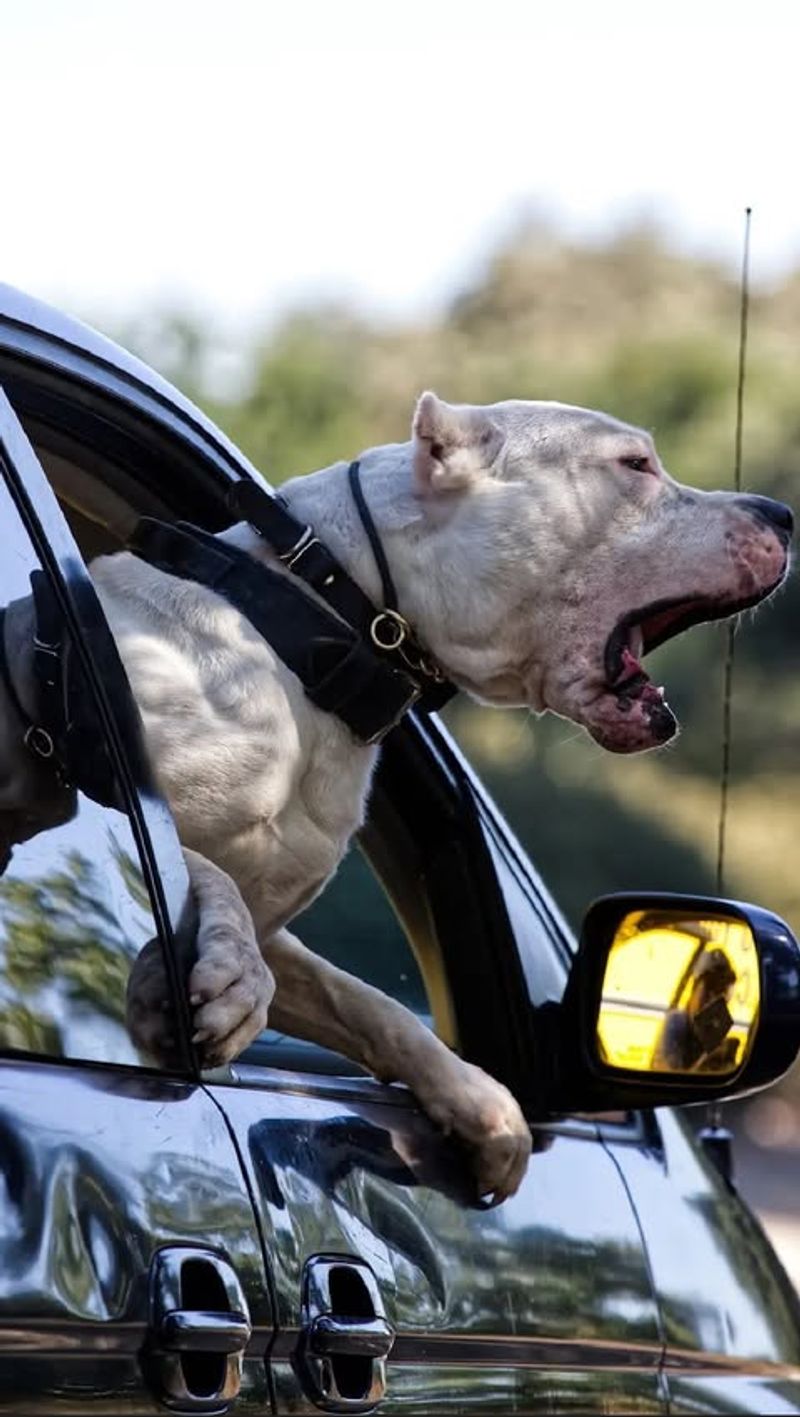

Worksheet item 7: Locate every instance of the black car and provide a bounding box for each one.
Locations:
[0,283,799,1416]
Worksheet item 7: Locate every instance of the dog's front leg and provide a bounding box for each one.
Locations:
[264,926,532,1203]
[127,849,276,1067]
[182,848,276,1065]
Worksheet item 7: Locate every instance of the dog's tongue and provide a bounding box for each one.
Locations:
[614,646,647,692]
[612,645,676,743]
[614,647,665,707]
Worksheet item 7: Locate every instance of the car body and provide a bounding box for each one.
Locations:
[0,283,798,1415]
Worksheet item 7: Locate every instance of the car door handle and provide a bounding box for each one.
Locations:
[308,1313,395,1359]
[298,1255,395,1411]
[143,1247,252,1411]
[160,1307,251,1354]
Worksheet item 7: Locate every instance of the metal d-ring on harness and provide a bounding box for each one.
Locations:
[0,572,68,774]
[128,463,455,747]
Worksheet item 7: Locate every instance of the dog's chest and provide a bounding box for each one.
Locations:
[164,706,376,929]
[92,554,378,922]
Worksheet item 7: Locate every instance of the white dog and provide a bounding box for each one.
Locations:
[1,394,792,1202]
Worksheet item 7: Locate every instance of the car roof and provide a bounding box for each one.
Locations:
[0,282,264,485]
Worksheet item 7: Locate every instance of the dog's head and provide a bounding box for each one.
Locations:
[406,392,792,753]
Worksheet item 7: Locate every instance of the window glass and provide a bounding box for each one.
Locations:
[297,848,428,1015]
[242,847,431,1070]
[0,470,173,1068]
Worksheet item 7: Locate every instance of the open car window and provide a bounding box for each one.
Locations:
[0,392,460,1077]
[0,385,195,1070]
[0,354,571,1097]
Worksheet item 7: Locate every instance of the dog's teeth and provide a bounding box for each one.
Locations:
[656,685,665,698]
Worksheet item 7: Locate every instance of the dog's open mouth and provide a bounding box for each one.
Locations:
[601,584,781,748]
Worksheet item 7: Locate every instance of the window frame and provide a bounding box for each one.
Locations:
[0,383,198,1073]
[0,305,642,1130]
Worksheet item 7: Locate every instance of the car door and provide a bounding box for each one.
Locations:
[0,388,274,1414]
[210,717,668,1415]
[602,1108,800,1415]
[0,286,667,1414]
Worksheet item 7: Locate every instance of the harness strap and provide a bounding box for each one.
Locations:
[0,607,31,736]
[30,569,65,762]
[128,519,424,745]
[0,577,119,809]
[226,477,373,628]
[0,584,64,767]
[225,474,455,713]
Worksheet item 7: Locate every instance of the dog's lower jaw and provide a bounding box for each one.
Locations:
[583,686,679,754]
[546,673,679,755]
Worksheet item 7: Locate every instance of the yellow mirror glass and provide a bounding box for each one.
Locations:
[597,909,760,1076]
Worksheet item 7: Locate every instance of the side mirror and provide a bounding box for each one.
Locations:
[597,904,758,1079]
[544,893,800,1114]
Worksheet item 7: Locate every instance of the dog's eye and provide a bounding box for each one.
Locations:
[619,455,651,473]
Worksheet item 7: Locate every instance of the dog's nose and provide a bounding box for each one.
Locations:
[739,494,794,539]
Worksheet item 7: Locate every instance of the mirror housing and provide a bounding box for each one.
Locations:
[539,893,800,1115]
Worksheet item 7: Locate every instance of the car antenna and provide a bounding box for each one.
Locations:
[702,207,752,1187]
[715,206,752,900]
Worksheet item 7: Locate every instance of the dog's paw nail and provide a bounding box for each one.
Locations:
[190,993,202,1006]
[192,1029,210,1044]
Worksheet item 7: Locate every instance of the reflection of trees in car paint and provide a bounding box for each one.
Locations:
[0,805,156,1063]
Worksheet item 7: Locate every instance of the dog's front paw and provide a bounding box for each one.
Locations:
[126,938,181,1067]
[189,939,275,1067]
[416,1058,532,1204]
[180,846,276,1066]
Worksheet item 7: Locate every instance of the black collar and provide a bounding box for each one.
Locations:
[346,459,399,613]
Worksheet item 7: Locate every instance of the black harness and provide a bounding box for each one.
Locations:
[0,571,120,809]
[1,464,455,809]
[130,462,455,747]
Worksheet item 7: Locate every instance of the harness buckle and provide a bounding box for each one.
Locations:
[370,609,411,652]
[364,681,422,745]
[278,526,320,571]
[398,642,447,683]
[24,724,55,760]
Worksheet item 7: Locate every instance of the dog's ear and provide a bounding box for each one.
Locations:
[412,392,503,495]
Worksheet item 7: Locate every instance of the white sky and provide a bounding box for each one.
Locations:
[2,0,798,336]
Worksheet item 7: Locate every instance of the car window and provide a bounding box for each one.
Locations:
[2,411,445,1077]
[293,847,429,1014]
[241,844,433,1072]
[0,465,186,1069]
[7,379,561,1086]
[473,791,571,1007]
